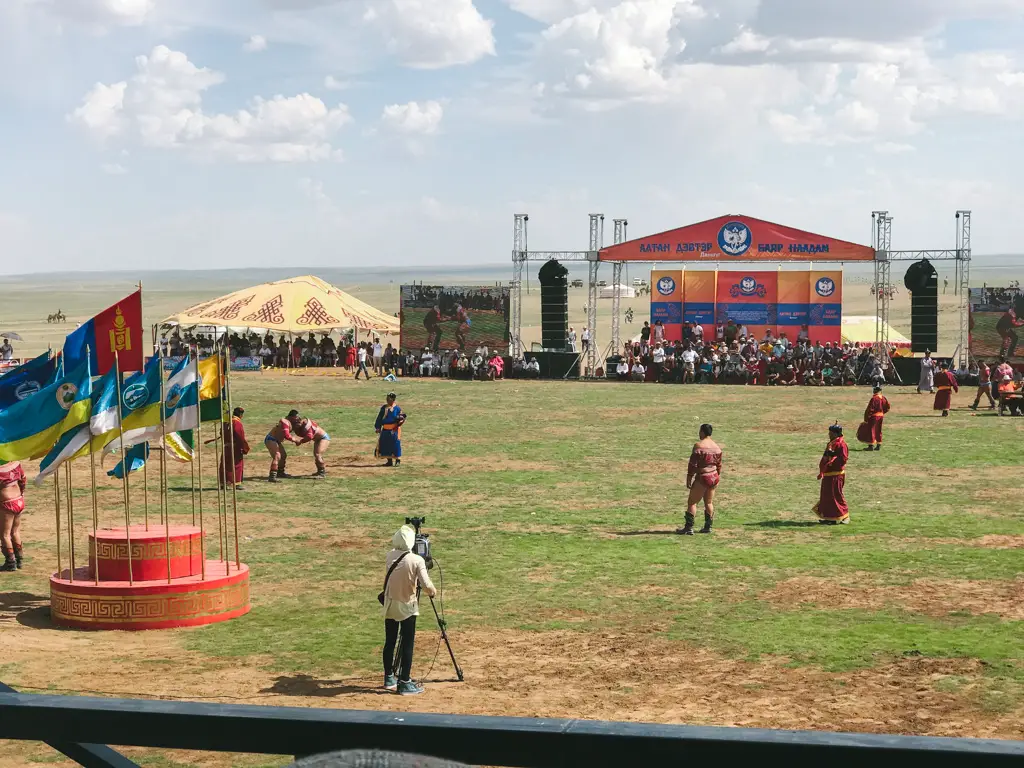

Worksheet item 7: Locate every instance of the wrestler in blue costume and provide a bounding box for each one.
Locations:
[374,392,406,467]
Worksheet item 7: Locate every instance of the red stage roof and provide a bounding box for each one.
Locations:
[599,214,875,262]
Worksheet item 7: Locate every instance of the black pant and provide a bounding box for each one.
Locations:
[383,616,417,681]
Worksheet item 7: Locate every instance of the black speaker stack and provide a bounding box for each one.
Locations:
[904,259,938,353]
[538,260,569,350]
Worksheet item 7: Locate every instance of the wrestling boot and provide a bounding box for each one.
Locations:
[314,465,326,478]
[277,459,293,479]
[677,513,695,536]
[1,548,16,572]
[14,546,23,570]
[698,513,713,534]
[268,470,279,483]
[385,459,394,467]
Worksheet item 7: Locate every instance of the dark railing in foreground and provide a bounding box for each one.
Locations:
[1,689,1023,768]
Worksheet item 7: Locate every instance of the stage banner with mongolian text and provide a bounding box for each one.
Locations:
[716,272,778,341]
[599,215,875,262]
[808,270,843,345]
[683,271,716,338]
[650,271,683,342]
[777,271,811,344]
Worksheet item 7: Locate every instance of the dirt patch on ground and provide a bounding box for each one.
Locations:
[975,535,1024,550]
[452,457,555,473]
[763,576,1024,620]
[525,565,561,583]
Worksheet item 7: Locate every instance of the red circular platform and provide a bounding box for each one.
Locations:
[50,559,250,631]
[89,525,204,582]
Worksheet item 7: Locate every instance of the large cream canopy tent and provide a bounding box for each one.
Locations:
[161,275,399,335]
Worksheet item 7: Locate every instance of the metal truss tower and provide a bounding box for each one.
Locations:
[611,219,628,354]
[872,211,892,362]
[956,210,972,370]
[586,214,604,376]
[511,213,528,358]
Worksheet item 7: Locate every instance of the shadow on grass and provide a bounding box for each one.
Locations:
[261,674,390,697]
[745,521,822,528]
[0,592,49,627]
[612,530,683,537]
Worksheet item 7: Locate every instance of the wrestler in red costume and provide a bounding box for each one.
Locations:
[0,460,27,571]
[264,409,303,482]
[971,361,996,410]
[814,423,849,525]
[933,361,959,416]
[454,304,470,349]
[296,417,331,478]
[862,385,891,451]
[220,407,250,490]
[679,424,723,536]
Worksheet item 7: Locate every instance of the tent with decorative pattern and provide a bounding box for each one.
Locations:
[160,275,399,335]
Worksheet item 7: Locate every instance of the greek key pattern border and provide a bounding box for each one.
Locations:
[51,580,249,624]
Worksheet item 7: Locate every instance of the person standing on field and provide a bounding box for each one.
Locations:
[381,525,436,695]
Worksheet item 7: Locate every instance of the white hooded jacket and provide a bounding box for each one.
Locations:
[382,525,436,621]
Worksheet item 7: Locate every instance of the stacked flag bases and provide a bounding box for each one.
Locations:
[0,290,249,629]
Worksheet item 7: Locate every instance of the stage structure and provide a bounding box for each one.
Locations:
[512,211,975,377]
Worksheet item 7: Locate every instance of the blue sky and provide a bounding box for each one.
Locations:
[1,0,1023,273]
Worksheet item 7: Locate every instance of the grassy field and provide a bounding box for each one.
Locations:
[2,373,1023,766]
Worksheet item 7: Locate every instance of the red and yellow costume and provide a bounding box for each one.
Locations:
[687,444,723,489]
[220,415,250,486]
[933,369,959,412]
[813,435,849,523]
[0,461,26,516]
[862,392,891,448]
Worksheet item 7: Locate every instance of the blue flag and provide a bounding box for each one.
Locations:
[0,352,56,410]
[107,443,150,479]
[0,358,92,462]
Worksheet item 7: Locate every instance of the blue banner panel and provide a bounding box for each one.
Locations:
[651,302,683,324]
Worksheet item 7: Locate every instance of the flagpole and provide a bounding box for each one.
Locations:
[195,345,206,581]
[143,449,150,530]
[54,475,62,579]
[86,346,99,586]
[64,462,75,583]
[215,339,227,570]
[159,343,171,583]
[224,337,241,569]
[114,351,134,586]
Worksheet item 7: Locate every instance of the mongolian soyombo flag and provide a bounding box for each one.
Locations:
[64,290,144,375]
[0,351,57,410]
[0,359,92,462]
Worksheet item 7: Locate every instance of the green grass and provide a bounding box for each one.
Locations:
[152,375,1024,713]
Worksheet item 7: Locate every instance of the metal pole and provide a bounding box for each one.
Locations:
[64,463,75,583]
[89,446,99,585]
[53,475,62,578]
[159,345,171,584]
[195,346,206,581]
[224,343,241,569]
[114,352,134,586]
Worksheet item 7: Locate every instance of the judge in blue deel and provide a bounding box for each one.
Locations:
[374,392,405,467]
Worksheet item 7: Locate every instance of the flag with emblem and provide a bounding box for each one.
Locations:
[107,443,150,479]
[0,359,92,462]
[0,351,57,411]
[64,290,144,375]
[96,355,163,453]
[103,355,196,452]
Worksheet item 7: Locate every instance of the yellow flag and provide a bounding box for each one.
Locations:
[198,356,221,401]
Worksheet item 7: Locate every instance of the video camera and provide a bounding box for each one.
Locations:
[405,516,433,569]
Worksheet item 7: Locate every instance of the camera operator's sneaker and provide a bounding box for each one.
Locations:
[383,674,397,692]
[397,679,424,696]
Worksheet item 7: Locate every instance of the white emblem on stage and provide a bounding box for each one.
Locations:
[55,382,78,410]
[657,277,676,296]
[15,381,40,401]
[123,383,149,411]
[739,276,757,295]
[816,277,836,297]
[718,221,752,256]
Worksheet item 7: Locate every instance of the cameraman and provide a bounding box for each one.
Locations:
[382,525,436,695]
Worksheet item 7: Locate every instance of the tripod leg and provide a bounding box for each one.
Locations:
[431,596,464,682]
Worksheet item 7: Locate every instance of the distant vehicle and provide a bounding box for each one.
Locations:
[598,281,607,287]
[570,279,584,288]
[633,279,647,286]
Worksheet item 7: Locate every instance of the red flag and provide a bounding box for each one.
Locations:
[95,290,144,374]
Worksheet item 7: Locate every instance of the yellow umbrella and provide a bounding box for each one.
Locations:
[161,275,399,334]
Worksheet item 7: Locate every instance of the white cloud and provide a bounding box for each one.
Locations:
[380,100,444,134]
[364,0,496,68]
[243,34,267,52]
[323,75,350,90]
[101,162,128,174]
[42,0,155,27]
[69,45,353,162]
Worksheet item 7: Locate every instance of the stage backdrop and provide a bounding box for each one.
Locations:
[652,270,842,344]
[969,286,1024,364]
[650,271,683,342]
[601,214,874,262]
[400,285,511,352]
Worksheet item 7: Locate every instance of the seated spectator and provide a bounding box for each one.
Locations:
[616,359,630,381]
[630,360,646,382]
[780,365,798,386]
[525,357,540,378]
[419,348,436,376]
[487,353,504,380]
